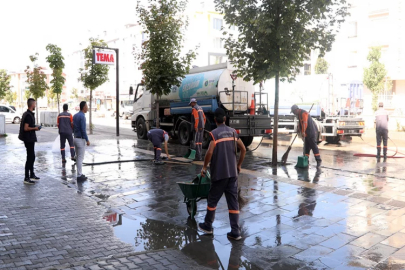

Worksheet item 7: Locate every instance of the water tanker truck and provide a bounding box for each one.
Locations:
[131,62,272,148]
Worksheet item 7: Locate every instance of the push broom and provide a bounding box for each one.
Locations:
[281,103,314,166]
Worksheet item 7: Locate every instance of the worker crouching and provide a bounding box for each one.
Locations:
[147,128,171,165]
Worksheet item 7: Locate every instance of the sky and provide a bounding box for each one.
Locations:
[0,0,139,71]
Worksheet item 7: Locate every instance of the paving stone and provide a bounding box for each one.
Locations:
[360,243,398,263]
[381,232,405,249]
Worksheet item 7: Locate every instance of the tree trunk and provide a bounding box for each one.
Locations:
[57,94,60,115]
[90,90,93,135]
[36,106,39,126]
[155,95,160,128]
[372,92,378,112]
[272,72,280,166]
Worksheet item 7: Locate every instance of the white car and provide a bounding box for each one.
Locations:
[0,105,22,124]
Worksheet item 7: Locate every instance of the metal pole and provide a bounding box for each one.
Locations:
[232,82,235,117]
[116,48,119,136]
[92,46,119,136]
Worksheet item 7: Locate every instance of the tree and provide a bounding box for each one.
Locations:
[315,58,329,74]
[25,53,49,124]
[79,38,110,134]
[215,0,349,166]
[70,87,79,101]
[46,44,66,114]
[0,69,12,100]
[24,90,32,100]
[363,47,391,112]
[5,91,17,105]
[136,0,197,128]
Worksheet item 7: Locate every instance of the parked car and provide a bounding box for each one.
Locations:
[0,105,21,124]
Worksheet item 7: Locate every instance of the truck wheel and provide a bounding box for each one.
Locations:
[178,121,191,145]
[326,136,340,144]
[241,136,254,147]
[136,118,148,139]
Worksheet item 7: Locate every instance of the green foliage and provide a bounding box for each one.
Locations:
[315,58,329,74]
[136,0,197,97]
[79,38,110,134]
[24,90,31,100]
[0,69,12,100]
[79,38,110,91]
[25,53,49,100]
[70,87,79,100]
[215,0,349,165]
[25,53,49,123]
[46,44,66,113]
[363,47,390,112]
[5,91,17,105]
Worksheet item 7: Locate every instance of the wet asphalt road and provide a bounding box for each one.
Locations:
[2,122,405,269]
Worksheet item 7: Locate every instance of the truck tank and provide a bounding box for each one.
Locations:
[161,63,254,111]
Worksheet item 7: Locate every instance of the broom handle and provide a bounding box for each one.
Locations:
[302,103,315,156]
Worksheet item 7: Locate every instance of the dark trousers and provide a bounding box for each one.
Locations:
[193,129,204,159]
[376,129,388,156]
[60,133,75,160]
[148,133,162,161]
[24,142,35,178]
[304,134,321,161]
[204,177,240,235]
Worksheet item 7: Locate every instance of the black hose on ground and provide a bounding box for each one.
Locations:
[247,136,264,152]
[83,159,152,166]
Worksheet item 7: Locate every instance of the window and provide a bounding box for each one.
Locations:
[135,85,145,101]
[304,64,311,75]
[348,51,358,68]
[209,54,228,65]
[213,18,223,30]
[142,32,148,44]
[213,37,223,49]
[348,22,357,38]
[0,106,10,113]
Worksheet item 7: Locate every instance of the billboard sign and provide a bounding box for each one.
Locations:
[93,50,116,65]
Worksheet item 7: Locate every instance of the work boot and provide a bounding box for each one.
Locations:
[154,160,165,165]
[30,175,40,181]
[198,223,213,234]
[24,178,35,185]
[227,232,242,241]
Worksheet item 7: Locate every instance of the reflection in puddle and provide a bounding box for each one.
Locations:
[106,214,260,269]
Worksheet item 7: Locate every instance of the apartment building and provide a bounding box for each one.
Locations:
[331,0,405,114]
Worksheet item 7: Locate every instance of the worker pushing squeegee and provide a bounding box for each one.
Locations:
[291,104,322,168]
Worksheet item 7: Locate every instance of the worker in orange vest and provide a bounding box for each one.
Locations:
[291,104,322,168]
[189,98,206,161]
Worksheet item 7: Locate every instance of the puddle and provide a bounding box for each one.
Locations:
[104,212,261,269]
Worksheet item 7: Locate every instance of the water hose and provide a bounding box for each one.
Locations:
[353,137,405,158]
[83,158,193,166]
[83,159,152,165]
